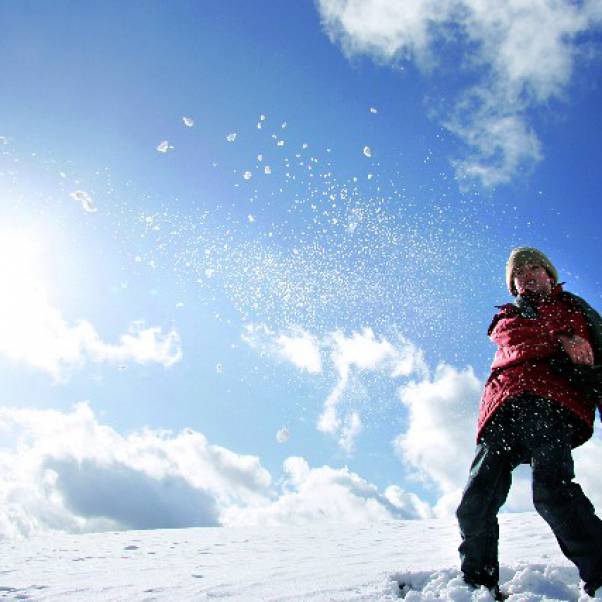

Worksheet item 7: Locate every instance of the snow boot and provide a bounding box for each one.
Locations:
[462,577,507,601]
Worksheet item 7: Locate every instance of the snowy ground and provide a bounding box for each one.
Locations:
[0,512,596,601]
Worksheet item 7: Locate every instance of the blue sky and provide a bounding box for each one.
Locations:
[1,1,602,533]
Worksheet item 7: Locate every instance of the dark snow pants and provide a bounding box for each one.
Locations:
[456,395,602,589]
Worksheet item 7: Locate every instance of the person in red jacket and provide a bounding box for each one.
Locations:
[456,247,602,600]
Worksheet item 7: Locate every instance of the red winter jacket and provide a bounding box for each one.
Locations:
[478,285,596,447]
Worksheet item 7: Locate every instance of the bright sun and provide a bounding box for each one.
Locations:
[0,228,47,296]
[0,227,54,367]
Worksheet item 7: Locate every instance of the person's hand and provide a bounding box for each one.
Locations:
[558,334,594,365]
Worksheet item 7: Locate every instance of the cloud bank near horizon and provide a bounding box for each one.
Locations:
[316,0,602,186]
[1,389,601,538]
[0,403,430,539]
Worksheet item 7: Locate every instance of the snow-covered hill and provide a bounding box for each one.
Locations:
[0,512,596,601]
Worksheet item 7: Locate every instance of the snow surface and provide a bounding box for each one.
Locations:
[0,512,596,601]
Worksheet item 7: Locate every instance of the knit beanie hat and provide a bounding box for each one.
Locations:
[506,247,558,296]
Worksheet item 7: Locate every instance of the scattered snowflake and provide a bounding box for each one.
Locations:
[226,133,237,142]
[369,107,378,114]
[182,116,194,127]
[156,140,174,153]
[257,122,262,129]
[276,140,285,147]
[216,363,223,373]
[302,143,308,149]
[363,146,372,158]
[260,114,266,121]
[134,255,142,263]
[0,136,7,145]
[205,268,215,278]
[70,190,97,213]
[257,154,263,162]
[368,173,373,180]
[59,171,67,178]
[248,214,255,223]
[243,171,253,181]
[281,122,287,129]
[276,427,290,443]
[175,302,185,308]
[264,165,272,175]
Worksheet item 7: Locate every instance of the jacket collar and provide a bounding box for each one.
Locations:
[493,283,567,317]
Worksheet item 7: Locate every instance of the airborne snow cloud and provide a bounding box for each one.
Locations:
[316,0,602,186]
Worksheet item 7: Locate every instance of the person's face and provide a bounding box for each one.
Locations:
[513,262,554,297]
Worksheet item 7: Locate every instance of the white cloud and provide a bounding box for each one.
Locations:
[394,364,481,499]
[447,106,543,187]
[0,403,272,538]
[0,405,431,538]
[0,231,182,381]
[384,484,433,520]
[316,0,602,186]
[317,0,447,66]
[244,325,428,453]
[393,363,540,517]
[573,431,602,510]
[222,456,431,526]
[0,242,181,380]
[276,330,322,374]
[242,324,322,374]
[318,328,428,451]
[338,411,363,454]
[0,288,182,380]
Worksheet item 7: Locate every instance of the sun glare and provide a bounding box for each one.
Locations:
[0,228,52,360]
[0,228,46,292]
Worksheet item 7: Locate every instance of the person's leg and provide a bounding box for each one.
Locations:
[457,442,513,589]
[532,441,602,590]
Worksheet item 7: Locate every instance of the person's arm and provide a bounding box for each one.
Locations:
[558,334,594,365]
[490,321,562,371]
[557,305,594,365]
[491,318,564,357]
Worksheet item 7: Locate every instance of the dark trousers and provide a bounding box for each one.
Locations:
[456,395,602,589]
